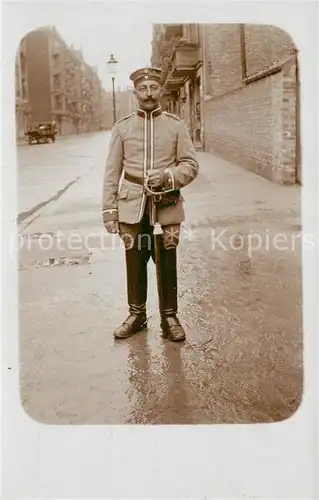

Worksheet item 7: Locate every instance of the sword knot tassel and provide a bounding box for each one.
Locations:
[153,222,163,235]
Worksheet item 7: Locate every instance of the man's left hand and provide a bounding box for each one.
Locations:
[147,169,164,188]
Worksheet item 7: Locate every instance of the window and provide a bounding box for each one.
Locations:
[54,95,63,110]
[52,53,60,68]
[189,24,199,43]
[21,79,28,100]
[182,23,198,43]
[53,74,61,88]
[20,53,26,73]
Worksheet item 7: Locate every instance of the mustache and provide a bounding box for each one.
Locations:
[143,97,156,102]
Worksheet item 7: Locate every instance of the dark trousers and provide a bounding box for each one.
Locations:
[119,212,180,316]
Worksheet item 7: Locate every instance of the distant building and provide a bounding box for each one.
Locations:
[101,87,135,130]
[151,23,300,185]
[15,26,105,137]
[15,38,31,138]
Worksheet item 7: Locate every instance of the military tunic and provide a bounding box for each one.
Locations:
[102,106,199,236]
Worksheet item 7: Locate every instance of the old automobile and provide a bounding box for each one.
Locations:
[25,122,58,145]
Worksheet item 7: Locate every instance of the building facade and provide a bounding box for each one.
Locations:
[15,26,105,137]
[15,38,32,138]
[151,23,300,185]
[151,24,204,148]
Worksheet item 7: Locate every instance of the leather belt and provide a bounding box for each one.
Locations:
[124,171,180,201]
[124,171,163,200]
[124,172,144,185]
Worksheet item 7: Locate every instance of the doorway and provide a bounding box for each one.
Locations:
[194,76,203,150]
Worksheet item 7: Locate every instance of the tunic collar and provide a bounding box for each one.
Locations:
[136,106,163,119]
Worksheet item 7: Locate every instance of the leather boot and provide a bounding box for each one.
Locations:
[113,306,147,339]
[113,247,150,339]
[159,248,186,342]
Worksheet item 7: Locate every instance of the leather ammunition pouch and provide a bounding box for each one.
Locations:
[155,190,180,208]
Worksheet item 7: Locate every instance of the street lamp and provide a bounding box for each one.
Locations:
[107,53,118,124]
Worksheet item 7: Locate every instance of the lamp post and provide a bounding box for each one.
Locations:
[107,53,118,124]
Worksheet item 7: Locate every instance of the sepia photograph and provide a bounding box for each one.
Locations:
[16,19,304,425]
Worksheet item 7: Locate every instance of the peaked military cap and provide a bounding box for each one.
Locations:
[129,67,163,86]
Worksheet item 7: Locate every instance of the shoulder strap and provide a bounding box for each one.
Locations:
[115,112,135,124]
[163,111,181,122]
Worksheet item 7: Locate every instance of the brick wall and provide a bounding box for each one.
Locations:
[25,31,52,123]
[204,24,242,97]
[244,24,296,76]
[204,72,283,181]
[202,24,298,184]
[280,58,298,184]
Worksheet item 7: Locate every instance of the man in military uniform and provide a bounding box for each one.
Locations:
[102,67,199,341]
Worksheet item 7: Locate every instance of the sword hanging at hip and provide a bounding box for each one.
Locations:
[144,175,164,315]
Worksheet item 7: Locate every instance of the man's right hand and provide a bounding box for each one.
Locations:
[104,220,119,234]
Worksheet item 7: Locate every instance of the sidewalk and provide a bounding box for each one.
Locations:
[184,151,301,224]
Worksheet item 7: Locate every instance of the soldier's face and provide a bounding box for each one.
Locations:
[134,79,163,111]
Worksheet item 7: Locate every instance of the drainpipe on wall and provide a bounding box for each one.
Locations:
[239,24,247,81]
[200,23,205,150]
